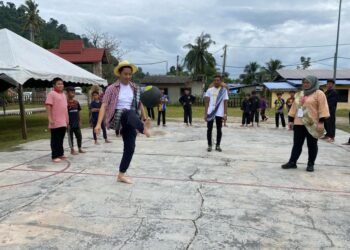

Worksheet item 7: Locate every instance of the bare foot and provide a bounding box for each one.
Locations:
[52,158,62,163]
[240,124,244,127]
[94,140,100,145]
[59,155,67,160]
[79,149,86,153]
[117,173,133,184]
[105,139,112,143]
[143,119,151,137]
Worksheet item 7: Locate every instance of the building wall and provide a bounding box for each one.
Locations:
[320,85,350,109]
[147,82,204,104]
[270,91,293,109]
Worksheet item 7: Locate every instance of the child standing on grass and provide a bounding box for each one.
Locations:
[90,91,111,144]
[66,87,85,155]
[275,92,286,128]
[241,94,251,127]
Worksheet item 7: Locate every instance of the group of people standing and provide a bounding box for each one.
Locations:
[45,59,348,185]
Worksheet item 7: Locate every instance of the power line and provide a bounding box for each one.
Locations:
[134,60,168,65]
[226,43,350,49]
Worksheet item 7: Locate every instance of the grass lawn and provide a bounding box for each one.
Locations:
[0,105,349,151]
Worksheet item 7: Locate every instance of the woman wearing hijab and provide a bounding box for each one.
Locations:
[94,60,151,184]
[282,76,330,172]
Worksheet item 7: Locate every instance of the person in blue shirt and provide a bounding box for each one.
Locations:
[274,92,286,128]
[90,91,111,144]
[66,87,85,155]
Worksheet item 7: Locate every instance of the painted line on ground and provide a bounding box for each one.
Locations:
[5,167,350,195]
[0,160,71,189]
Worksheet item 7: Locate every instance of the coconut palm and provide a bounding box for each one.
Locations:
[241,62,261,84]
[23,0,42,42]
[183,33,216,77]
[263,59,284,80]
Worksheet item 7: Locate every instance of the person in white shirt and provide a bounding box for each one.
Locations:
[204,74,229,152]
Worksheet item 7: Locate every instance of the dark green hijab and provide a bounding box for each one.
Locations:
[303,75,319,96]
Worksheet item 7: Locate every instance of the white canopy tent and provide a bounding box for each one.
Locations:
[0,28,108,139]
[0,28,107,86]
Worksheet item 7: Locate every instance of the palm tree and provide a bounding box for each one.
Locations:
[263,59,284,80]
[23,0,42,42]
[183,33,216,77]
[241,62,261,84]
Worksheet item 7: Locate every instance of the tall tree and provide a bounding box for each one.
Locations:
[298,56,311,69]
[23,0,42,42]
[183,33,216,77]
[263,59,284,80]
[241,62,261,84]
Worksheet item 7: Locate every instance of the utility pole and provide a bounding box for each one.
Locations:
[222,45,227,76]
[176,55,179,76]
[333,0,342,81]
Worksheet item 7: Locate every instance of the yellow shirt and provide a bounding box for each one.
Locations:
[288,90,330,126]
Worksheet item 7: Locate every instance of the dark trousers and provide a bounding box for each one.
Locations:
[242,112,250,125]
[184,106,192,124]
[207,116,223,146]
[158,111,166,125]
[50,127,66,159]
[250,110,259,124]
[289,125,318,165]
[68,127,82,149]
[92,121,107,140]
[275,112,286,127]
[119,110,144,173]
[324,112,336,138]
[288,116,294,123]
[260,109,267,121]
[147,107,155,120]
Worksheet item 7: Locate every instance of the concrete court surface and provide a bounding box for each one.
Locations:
[0,121,349,250]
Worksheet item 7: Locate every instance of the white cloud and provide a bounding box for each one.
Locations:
[8,0,350,78]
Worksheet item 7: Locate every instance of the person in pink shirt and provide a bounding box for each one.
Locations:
[45,78,69,163]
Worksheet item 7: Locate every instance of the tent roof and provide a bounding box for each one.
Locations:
[276,69,350,80]
[0,29,107,87]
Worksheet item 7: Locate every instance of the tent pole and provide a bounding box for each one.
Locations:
[18,84,27,139]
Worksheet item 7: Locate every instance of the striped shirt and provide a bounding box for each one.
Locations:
[102,80,138,129]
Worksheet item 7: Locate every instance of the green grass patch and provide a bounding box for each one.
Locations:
[337,124,350,133]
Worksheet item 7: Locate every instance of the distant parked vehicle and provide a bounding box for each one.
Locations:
[74,87,83,95]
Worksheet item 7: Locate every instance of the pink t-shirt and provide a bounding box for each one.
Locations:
[45,90,68,129]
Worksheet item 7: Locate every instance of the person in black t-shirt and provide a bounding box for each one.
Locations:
[66,87,85,155]
[179,88,196,126]
[249,91,260,127]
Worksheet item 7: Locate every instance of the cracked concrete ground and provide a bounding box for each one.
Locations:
[0,121,349,249]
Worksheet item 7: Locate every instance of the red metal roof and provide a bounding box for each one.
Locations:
[48,40,108,64]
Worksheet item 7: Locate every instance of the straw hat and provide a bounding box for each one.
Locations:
[114,60,138,77]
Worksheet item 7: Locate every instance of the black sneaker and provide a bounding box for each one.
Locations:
[215,145,222,152]
[306,165,314,172]
[281,162,297,169]
[207,146,212,152]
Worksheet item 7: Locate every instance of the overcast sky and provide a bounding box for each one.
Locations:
[9,0,350,78]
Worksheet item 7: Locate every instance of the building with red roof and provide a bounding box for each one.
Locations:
[49,40,109,77]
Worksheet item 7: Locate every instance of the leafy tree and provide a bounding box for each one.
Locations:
[297,56,311,69]
[183,33,216,77]
[262,59,284,81]
[240,62,261,84]
[23,0,43,41]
